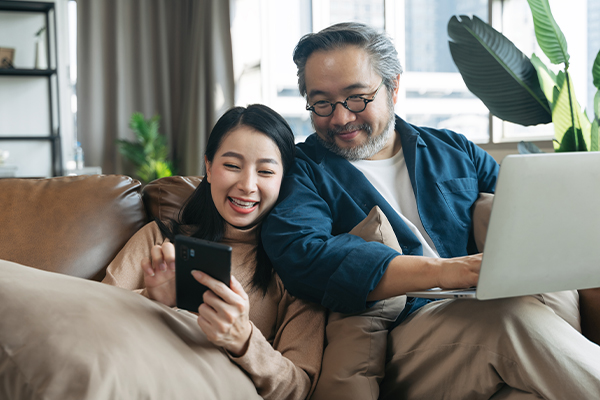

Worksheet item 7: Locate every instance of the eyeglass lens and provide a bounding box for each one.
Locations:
[312,97,367,116]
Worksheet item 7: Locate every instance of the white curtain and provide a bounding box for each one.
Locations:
[77,0,234,176]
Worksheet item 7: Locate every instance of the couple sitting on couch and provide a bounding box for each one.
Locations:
[2,22,600,400]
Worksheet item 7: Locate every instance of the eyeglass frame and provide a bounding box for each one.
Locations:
[305,80,385,117]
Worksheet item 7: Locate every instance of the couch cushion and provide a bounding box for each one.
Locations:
[142,176,202,221]
[0,175,146,280]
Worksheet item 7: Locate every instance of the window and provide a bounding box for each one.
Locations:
[230,0,600,151]
[491,0,598,145]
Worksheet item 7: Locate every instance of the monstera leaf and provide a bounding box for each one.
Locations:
[448,15,552,126]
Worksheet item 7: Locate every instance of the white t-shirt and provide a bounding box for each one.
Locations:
[350,149,440,258]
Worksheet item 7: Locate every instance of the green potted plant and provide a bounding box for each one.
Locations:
[116,112,175,184]
[447,0,600,153]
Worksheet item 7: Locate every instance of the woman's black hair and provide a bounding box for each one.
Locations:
[157,104,295,294]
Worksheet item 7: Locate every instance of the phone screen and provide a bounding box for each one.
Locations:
[174,235,232,312]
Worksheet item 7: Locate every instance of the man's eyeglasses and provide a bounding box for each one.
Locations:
[306,80,384,117]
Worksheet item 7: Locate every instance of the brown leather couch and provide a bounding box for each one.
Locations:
[0,174,201,281]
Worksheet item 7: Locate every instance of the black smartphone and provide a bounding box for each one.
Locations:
[174,235,232,312]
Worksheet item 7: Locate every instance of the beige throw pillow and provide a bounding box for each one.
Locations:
[0,260,261,400]
[311,206,406,400]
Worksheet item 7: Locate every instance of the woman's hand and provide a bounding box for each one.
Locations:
[141,242,176,307]
[192,271,252,357]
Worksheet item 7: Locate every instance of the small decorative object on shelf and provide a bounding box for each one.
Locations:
[34,26,47,69]
[0,47,15,69]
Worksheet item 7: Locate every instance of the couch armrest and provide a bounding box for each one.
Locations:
[0,175,146,280]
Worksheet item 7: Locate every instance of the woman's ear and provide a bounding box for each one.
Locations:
[204,155,212,183]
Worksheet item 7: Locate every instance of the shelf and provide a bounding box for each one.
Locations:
[0,1,54,13]
[0,0,62,177]
[0,136,59,141]
[0,68,57,76]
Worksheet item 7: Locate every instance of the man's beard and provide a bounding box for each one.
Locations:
[314,97,396,161]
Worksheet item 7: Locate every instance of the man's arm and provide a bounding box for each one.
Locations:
[366,253,481,301]
[263,159,401,314]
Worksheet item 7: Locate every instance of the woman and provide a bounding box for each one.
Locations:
[102,104,325,400]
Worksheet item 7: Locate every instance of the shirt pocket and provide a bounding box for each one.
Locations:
[436,177,479,228]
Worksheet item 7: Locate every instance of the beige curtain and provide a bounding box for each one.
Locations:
[77,0,234,176]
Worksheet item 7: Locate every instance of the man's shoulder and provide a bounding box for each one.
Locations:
[396,116,472,149]
[295,134,322,161]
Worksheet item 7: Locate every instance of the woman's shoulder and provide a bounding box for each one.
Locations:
[137,221,167,243]
[272,273,325,314]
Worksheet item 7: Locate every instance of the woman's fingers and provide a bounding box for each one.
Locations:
[161,242,176,270]
[191,271,252,356]
[191,270,242,305]
[230,275,249,300]
[141,257,155,277]
[150,244,167,271]
[148,242,176,273]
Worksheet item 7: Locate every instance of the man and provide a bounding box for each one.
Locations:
[262,22,600,399]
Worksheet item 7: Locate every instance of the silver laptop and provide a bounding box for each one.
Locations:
[406,152,600,300]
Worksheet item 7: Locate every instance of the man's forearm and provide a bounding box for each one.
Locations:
[366,254,482,302]
[579,287,600,345]
[366,255,440,301]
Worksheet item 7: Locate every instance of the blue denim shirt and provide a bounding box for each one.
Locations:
[262,116,499,316]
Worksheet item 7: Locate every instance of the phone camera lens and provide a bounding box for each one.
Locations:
[181,246,189,261]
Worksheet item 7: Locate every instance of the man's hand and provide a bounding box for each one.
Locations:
[141,242,176,307]
[435,253,482,289]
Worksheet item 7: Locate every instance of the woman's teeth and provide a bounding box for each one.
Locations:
[230,198,257,208]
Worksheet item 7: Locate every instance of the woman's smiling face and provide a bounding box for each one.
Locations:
[205,125,284,231]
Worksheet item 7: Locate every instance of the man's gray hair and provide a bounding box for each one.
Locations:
[293,22,403,99]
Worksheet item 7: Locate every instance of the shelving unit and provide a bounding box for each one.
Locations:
[0,0,62,176]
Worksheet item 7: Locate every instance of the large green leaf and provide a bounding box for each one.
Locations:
[591,119,599,151]
[592,49,600,89]
[556,127,586,152]
[448,15,552,126]
[527,0,570,66]
[552,72,590,151]
[530,53,558,110]
[595,90,600,121]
